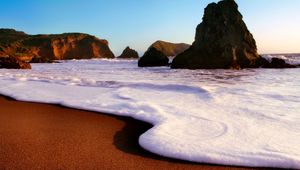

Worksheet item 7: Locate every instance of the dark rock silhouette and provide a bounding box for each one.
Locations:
[0,29,115,63]
[0,56,31,69]
[30,56,53,63]
[150,41,190,57]
[171,0,265,69]
[118,47,139,59]
[138,47,169,67]
[264,58,296,68]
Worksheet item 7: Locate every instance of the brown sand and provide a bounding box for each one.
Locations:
[0,95,259,170]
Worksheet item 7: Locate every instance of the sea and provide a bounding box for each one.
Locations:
[0,54,299,169]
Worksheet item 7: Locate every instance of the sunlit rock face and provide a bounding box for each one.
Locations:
[172,0,265,69]
[0,29,115,62]
[0,56,31,69]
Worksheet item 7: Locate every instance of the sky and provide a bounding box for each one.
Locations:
[0,0,299,55]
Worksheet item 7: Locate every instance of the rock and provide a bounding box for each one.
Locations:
[263,58,296,68]
[30,56,53,63]
[118,46,139,59]
[171,0,264,69]
[150,40,190,57]
[0,29,115,63]
[0,56,31,69]
[138,47,169,67]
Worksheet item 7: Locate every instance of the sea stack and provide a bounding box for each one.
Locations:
[138,47,169,67]
[171,0,265,69]
[118,46,139,59]
[150,40,190,57]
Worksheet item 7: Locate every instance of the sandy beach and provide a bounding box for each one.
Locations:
[0,95,258,170]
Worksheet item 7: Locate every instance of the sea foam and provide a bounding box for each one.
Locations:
[0,57,299,169]
[262,54,300,65]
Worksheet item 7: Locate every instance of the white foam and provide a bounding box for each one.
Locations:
[0,58,300,169]
[262,54,300,65]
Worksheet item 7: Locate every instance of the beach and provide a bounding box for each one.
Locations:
[0,95,254,170]
[1,0,300,168]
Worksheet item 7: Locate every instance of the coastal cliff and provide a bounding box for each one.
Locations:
[0,29,115,62]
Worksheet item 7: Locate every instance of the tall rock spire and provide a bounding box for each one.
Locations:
[172,0,264,69]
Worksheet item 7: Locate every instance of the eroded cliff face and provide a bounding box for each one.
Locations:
[150,40,190,57]
[171,0,264,69]
[0,29,115,62]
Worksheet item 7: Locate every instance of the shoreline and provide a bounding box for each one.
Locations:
[0,94,267,169]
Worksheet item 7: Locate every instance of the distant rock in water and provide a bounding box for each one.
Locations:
[150,40,190,57]
[118,46,139,59]
[0,56,31,69]
[171,0,266,69]
[30,56,53,63]
[264,58,296,68]
[138,47,169,67]
[0,28,115,63]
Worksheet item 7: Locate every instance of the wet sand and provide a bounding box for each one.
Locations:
[0,95,258,169]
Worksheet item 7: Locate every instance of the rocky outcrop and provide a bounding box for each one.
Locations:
[0,56,31,69]
[138,47,169,67]
[150,40,190,57]
[0,29,115,62]
[118,46,139,59]
[263,58,296,68]
[171,0,265,69]
[30,56,53,63]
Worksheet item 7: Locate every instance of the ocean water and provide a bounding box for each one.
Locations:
[0,55,300,169]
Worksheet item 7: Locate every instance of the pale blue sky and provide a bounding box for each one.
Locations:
[0,0,299,55]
